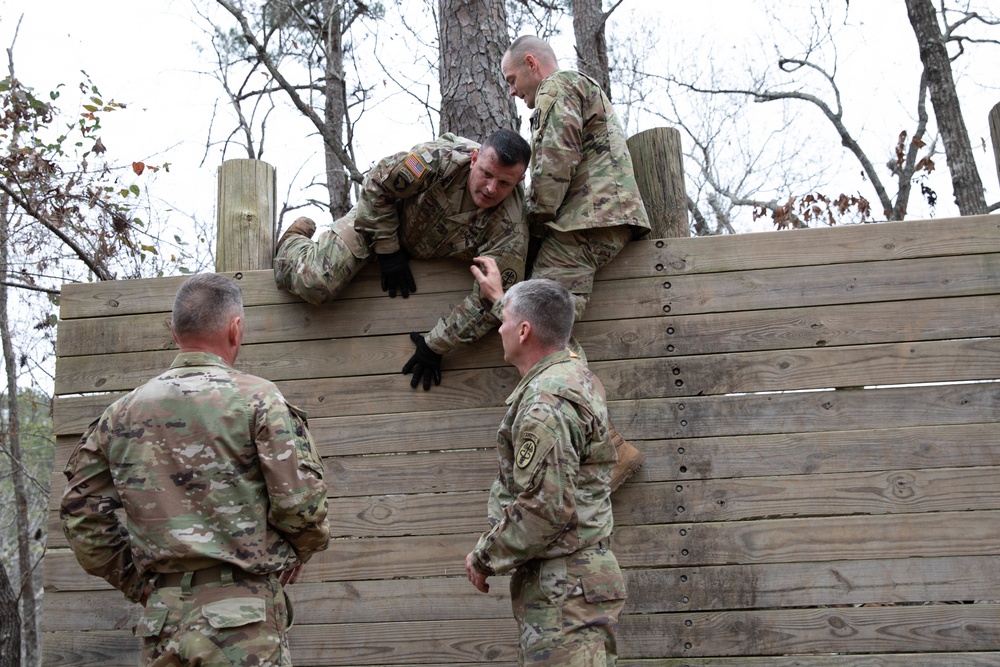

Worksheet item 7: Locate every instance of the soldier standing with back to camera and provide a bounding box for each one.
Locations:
[61,273,330,667]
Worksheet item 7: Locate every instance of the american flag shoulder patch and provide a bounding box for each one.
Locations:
[404,153,427,179]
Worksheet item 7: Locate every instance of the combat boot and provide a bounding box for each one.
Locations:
[276,216,317,253]
[609,425,645,492]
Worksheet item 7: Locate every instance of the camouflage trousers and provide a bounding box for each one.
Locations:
[510,544,627,667]
[136,571,293,667]
[273,209,372,305]
[529,225,631,323]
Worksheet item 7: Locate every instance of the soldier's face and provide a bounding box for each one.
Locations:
[468,147,525,209]
[502,54,542,109]
[498,303,523,366]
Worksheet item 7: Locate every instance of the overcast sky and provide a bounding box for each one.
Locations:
[1,0,998,248]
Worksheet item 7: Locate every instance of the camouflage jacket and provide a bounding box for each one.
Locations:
[60,352,330,603]
[527,70,650,237]
[355,134,528,355]
[471,349,617,575]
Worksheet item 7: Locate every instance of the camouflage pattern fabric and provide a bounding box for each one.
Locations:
[274,133,528,355]
[138,575,292,667]
[60,351,330,606]
[526,70,650,237]
[471,349,626,665]
[274,210,369,306]
[512,545,626,666]
[529,225,631,322]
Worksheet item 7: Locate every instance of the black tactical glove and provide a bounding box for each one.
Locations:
[377,249,416,298]
[402,332,442,390]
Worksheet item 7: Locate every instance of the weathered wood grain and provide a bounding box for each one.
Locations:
[42,555,1000,632]
[39,603,1000,666]
[633,422,1000,481]
[44,509,1000,589]
[655,213,1000,274]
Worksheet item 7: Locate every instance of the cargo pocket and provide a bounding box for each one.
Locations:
[581,575,628,604]
[202,597,267,630]
[135,607,168,638]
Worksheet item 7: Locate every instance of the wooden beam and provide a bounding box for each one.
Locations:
[215,159,276,272]
[628,127,689,239]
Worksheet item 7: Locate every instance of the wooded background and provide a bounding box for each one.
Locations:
[43,212,1000,664]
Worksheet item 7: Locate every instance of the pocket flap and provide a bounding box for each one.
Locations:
[135,608,167,637]
[581,574,627,603]
[202,597,267,629]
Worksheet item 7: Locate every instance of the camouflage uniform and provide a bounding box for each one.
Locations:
[274,134,528,355]
[61,351,330,667]
[527,70,651,321]
[470,349,627,666]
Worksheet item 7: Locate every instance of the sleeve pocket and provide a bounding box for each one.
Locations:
[202,597,267,629]
[581,574,627,603]
[135,608,167,638]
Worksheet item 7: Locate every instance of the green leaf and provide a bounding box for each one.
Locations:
[82,104,98,112]
[129,184,140,196]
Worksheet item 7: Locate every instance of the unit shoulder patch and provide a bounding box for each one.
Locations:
[515,434,538,469]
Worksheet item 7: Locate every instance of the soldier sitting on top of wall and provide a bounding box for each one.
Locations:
[274,128,531,391]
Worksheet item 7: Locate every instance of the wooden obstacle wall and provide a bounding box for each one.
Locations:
[45,213,1000,665]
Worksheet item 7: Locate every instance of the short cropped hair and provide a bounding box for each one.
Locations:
[505,35,558,69]
[171,273,244,338]
[481,129,531,169]
[503,279,574,349]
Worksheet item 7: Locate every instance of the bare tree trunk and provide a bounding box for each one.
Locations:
[0,194,37,667]
[322,2,352,218]
[0,557,20,667]
[438,0,518,138]
[904,0,987,215]
[571,0,612,99]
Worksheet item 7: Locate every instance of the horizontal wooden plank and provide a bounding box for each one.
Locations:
[44,510,1000,589]
[43,555,1000,632]
[621,604,1000,658]
[39,602,1000,666]
[55,314,1000,397]
[656,252,1000,317]
[47,461,1000,543]
[616,382,1000,440]
[616,465,1000,524]
[657,213,1000,275]
[55,353,693,435]
[617,657,1000,667]
[662,293,1000,357]
[635,423,1000,482]
[54,315,674,394]
[56,239,667,321]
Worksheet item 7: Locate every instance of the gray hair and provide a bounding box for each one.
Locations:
[503,279,574,349]
[171,273,244,338]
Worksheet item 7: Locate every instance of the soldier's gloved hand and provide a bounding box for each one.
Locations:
[377,249,416,298]
[402,332,442,390]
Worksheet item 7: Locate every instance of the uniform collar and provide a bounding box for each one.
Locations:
[169,351,234,371]
[505,348,577,406]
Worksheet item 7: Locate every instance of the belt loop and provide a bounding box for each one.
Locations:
[181,571,194,595]
[221,564,234,587]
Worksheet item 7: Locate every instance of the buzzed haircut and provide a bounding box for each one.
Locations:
[482,129,531,169]
[503,279,574,349]
[172,273,244,338]
[505,35,558,68]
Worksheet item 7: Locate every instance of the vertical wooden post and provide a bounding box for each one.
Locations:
[216,159,277,272]
[627,127,689,239]
[990,101,1000,190]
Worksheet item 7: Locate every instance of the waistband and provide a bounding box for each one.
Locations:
[155,564,269,591]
